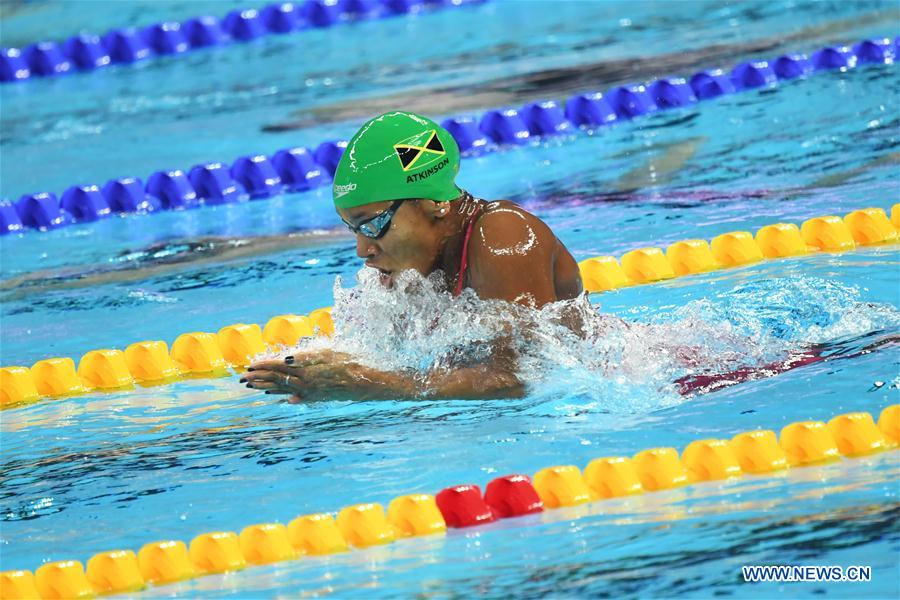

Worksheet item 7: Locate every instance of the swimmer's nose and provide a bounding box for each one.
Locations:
[356,234,378,259]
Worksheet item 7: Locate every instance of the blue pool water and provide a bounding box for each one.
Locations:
[1,1,899,598]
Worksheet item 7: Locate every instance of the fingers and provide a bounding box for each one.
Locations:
[247,380,278,390]
[248,359,289,372]
[248,357,319,377]
[249,362,302,377]
[242,354,348,401]
[249,350,351,372]
[242,369,283,384]
[241,369,298,393]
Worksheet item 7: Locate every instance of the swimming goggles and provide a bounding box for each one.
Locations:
[341,199,404,239]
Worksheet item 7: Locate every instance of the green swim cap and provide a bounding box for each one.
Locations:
[333,111,461,209]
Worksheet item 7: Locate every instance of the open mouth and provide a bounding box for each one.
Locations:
[367,264,393,287]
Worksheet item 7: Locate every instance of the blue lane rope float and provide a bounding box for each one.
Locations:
[0,404,897,598]
[1,205,897,407]
[0,0,484,84]
[0,36,896,236]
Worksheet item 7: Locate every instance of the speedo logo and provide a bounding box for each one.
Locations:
[406,157,449,183]
[334,182,357,198]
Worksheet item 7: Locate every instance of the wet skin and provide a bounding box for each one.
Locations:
[244,193,583,401]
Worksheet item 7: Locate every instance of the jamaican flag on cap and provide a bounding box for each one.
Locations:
[394,129,447,171]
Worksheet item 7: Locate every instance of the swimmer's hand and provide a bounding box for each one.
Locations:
[243,349,524,402]
[243,350,414,403]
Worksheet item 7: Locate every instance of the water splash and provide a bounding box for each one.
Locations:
[659,277,900,345]
[277,270,899,413]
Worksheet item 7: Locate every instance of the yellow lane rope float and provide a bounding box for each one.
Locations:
[1,205,898,407]
[1,404,897,599]
[579,205,898,291]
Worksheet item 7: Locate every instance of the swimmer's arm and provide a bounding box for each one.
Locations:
[246,350,523,401]
[334,363,523,400]
[423,340,524,399]
[342,361,524,400]
[422,364,525,399]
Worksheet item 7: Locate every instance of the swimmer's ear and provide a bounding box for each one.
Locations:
[423,200,449,220]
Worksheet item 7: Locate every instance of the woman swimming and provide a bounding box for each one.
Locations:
[244,111,583,400]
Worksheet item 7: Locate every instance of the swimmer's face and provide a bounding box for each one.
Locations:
[338,200,443,288]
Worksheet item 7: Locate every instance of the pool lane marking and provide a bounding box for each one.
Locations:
[3,36,895,237]
[1,205,898,408]
[1,405,897,598]
[0,1,480,86]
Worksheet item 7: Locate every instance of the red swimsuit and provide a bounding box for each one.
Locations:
[454,203,485,296]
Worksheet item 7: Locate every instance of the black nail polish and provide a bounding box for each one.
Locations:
[245,383,252,388]
[239,378,247,384]
[265,391,272,394]
[285,356,294,364]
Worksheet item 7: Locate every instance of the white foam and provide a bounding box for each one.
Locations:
[270,270,899,413]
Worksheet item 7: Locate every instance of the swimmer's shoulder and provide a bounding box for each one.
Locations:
[467,199,557,261]
[474,199,582,299]
[464,198,580,305]
[479,199,530,217]
[474,199,554,243]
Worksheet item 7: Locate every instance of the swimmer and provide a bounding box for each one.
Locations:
[244,111,583,401]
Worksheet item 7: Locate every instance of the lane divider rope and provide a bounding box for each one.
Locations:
[1,404,897,598]
[1,36,895,237]
[578,205,899,291]
[1,307,334,407]
[1,204,898,408]
[0,0,482,84]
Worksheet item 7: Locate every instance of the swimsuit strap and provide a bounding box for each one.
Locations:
[454,200,486,296]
